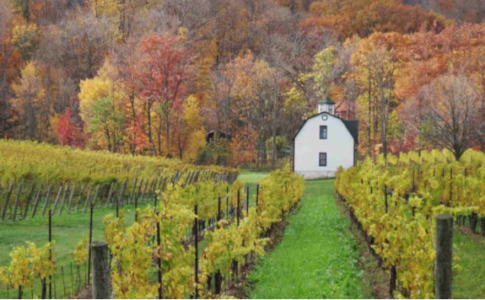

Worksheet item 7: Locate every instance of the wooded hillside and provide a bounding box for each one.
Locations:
[2,0,485,167]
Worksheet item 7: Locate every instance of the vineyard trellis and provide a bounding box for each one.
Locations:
[0,170,238,223]
[335,148,485,298]
[0,165,304,299]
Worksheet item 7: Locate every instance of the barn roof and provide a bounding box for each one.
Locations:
[318,98,336,105]
[293,112,358,144]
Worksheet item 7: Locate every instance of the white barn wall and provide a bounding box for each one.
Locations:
[294,114,355,179]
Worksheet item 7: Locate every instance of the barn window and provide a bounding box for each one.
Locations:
[320,126,327,139]
[319,152,327,167]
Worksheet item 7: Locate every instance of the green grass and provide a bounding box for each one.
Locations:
[238,170,269,209]
[248,179,369,299]
[0,172,265,298]
[453,230,485,299]
[0,201,148,298]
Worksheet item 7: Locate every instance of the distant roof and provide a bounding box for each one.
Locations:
[293,112,358,144]
[318,98,336,105]
[206,130,231,143]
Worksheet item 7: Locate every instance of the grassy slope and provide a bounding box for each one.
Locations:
[0,202,144,298]
[248,179,369,299]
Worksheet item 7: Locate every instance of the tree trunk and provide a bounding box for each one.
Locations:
[165,110,170,156]
[272,127,277,168]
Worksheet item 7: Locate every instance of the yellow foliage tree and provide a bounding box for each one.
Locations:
[79,60,127,152]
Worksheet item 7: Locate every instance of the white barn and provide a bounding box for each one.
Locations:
[293,99,358,179]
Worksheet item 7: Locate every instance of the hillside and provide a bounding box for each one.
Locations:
[401,0,485,22]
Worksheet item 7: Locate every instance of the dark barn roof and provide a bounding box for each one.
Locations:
[206,130,231,143]
[343,120,358,144]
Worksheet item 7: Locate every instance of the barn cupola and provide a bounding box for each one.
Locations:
[317,98,335,114]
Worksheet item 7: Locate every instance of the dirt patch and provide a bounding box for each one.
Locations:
[75,286,92,299]
[335,194,391,299]
[457,225,485,245]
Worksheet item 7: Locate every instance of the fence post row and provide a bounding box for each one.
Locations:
[0,170,234,223]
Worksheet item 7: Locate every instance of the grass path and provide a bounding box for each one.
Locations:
[453,229,485,299]
[247,179,370,299]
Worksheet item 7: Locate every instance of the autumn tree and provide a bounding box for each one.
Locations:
[11,62,46,140]
[174,95,206,161]
[226,53,285,167]
[404,74,485,160]
[305,0,449,39]
[0,1,16,137]
[56,107,84,147]
[79,61,127,152]
[135,32,194,156]
[351,34,401,160]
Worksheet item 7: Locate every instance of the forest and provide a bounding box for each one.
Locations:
[2,0,485,167]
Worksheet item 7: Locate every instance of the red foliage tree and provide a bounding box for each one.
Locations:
[135,33,194,155]
[56,108,84,148]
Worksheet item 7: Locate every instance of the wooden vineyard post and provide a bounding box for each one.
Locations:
[194,205,199,299]
[116,186,119,218]
[76,185,85,213]
[58,183,69,216]
[137,179,144,204]
[24,183,37,219]
[41,185,53,217]
[119,180,127,206]
[49,210,52,299]
[51,186,63,215]
[384,185,388,214]
[435,215,453,299]
[1,184,14,220]
[134,187,138,222]
[256,184,259,209]
[31,184,44,218]
[12,183,23,221]
[66,184,76,214]
[157,214,162,299]
[91,185,100,209]
[153,182,158,208]
[226,187,230,218]
[215,198,222,295]
[390,266,397,298]
[449,167,453,204]
[129,178,138,205]
[246,186,249,215]
[105,183,114,208]
[87,203,94,286]
[111,184,119,209]
[237,190,240,226]
[91,241,111,299]
[82,187,93,214]
[217,197,221,222]
[140,179,148,203]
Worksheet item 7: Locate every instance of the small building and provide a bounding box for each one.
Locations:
[293,99,358,179]
[206,130,231,143]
